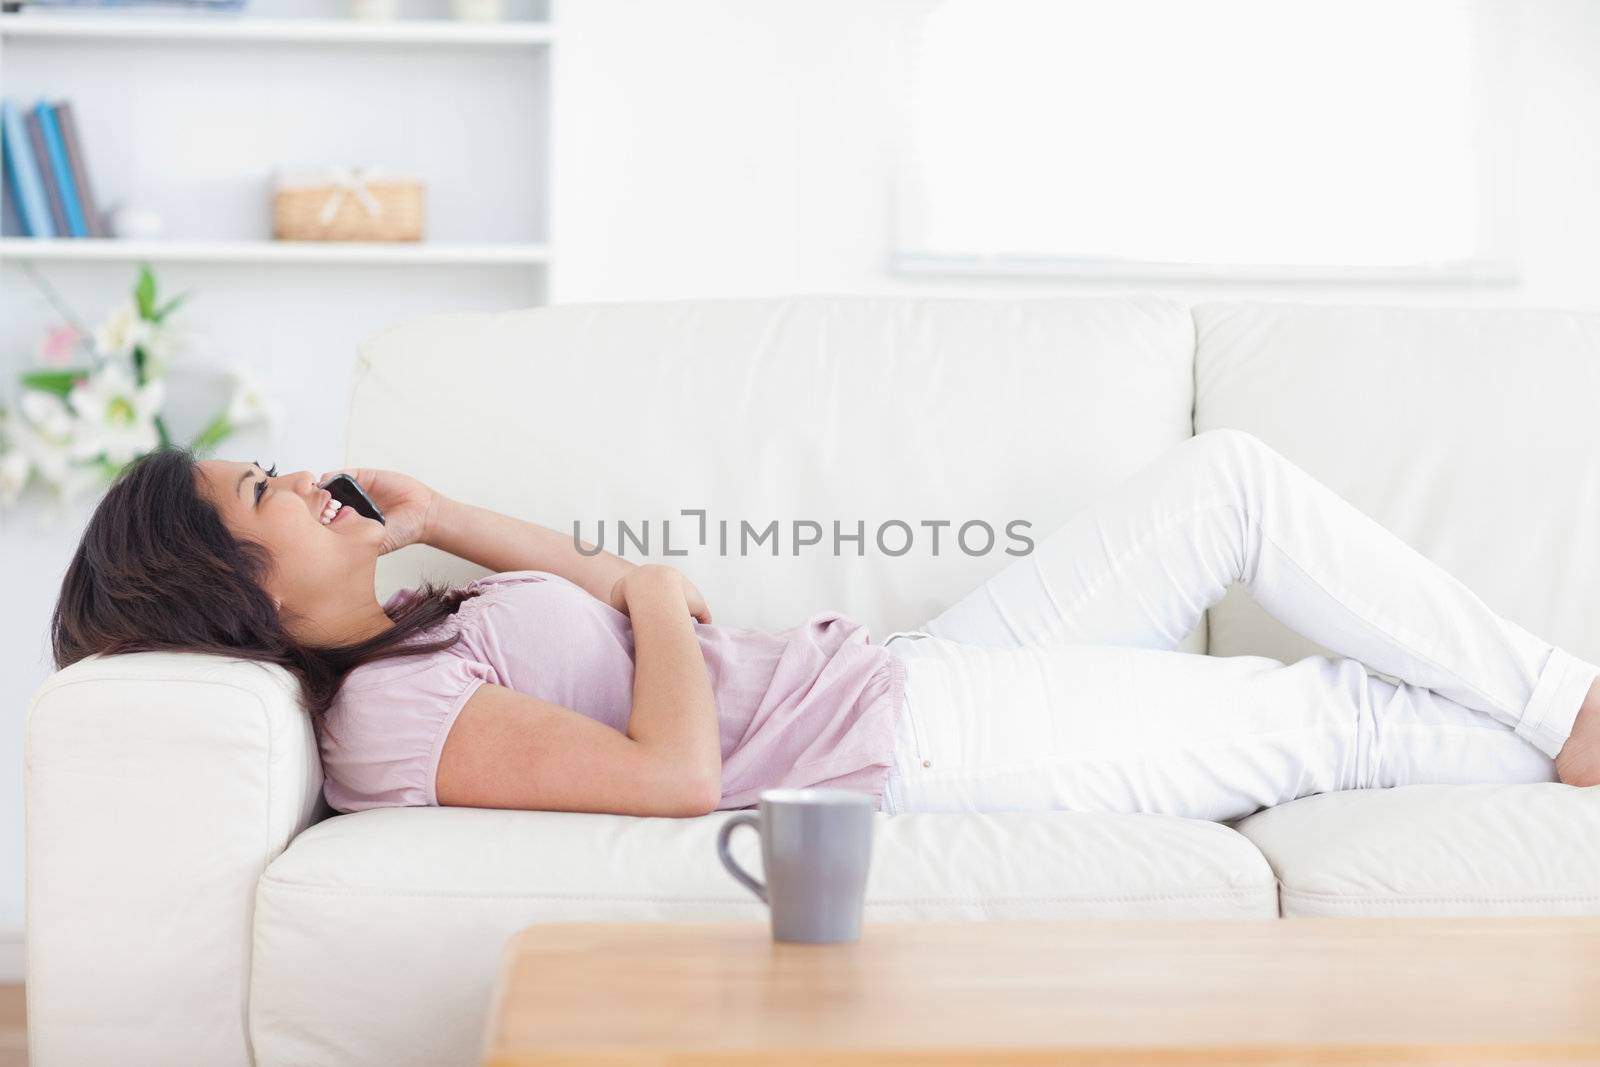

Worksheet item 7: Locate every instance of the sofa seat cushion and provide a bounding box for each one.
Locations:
[250,805,1275,1067]
[1232,784,1600,917]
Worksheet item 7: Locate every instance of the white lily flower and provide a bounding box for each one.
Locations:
[225,362,287,442]
[139,317,190,378]
[19,388,77,439]
[0,446,31,509]
[67,361,165,465]
[93,298,152,360]
[0,404,89,504]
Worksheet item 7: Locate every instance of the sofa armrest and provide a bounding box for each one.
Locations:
[25,650,326,1067]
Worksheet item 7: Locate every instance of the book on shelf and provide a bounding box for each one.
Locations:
[55,101,106,237]
[0,99,53,237]
[25,106,68,235]
[0,181,21,236]
[0,96,104,238]
[37,100,87,236]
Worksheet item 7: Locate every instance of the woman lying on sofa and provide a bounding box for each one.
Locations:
[48,428,1600,821]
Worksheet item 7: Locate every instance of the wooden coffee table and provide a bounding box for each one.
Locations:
[481,917,1600,1066]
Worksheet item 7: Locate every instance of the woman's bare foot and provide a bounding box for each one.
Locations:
[1555,677,1600,786]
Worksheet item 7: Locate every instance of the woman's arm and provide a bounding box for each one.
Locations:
[424,494,635,607]
[618,565,722,791]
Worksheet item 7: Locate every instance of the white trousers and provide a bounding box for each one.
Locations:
[878,428,1598,822]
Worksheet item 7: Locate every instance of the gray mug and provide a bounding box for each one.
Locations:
[716,787,876,943]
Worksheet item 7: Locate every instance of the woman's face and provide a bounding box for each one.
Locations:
[195,459,385,609]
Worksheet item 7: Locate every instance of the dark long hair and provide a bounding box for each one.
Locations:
[50,446,482,738]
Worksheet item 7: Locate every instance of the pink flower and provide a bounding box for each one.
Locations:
[39,325,83,367]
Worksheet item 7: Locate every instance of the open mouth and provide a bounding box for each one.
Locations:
[320,500,351,526]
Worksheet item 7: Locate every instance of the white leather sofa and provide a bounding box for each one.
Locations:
[25,295,1600,1067]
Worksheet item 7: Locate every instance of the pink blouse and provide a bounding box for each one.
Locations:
[318,570,907,815]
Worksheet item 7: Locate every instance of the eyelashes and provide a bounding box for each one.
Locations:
[254,460,279,505]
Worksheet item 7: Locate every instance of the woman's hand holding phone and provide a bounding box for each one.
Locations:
[317,466,440,557]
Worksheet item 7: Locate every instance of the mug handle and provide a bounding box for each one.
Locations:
[716,812,768,904]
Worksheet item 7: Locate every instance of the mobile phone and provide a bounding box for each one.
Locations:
[319,473,387,525]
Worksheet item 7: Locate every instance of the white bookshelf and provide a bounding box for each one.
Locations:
[0,2,553,276]
[0,12,553,45]
[0,235,550,264]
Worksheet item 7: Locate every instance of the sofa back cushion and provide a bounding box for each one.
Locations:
[1194,301,1600,667]
[348,295,1196,640]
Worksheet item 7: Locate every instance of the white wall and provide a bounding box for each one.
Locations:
[550,0,1600,312]
[6,0,1600,946]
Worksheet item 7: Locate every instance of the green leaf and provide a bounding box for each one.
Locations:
[188,414,233,456]
[152,291,190,323]
[20,369,91,397]
[134,264,158,321]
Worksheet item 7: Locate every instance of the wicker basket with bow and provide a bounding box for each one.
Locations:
[271,166,425,241]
